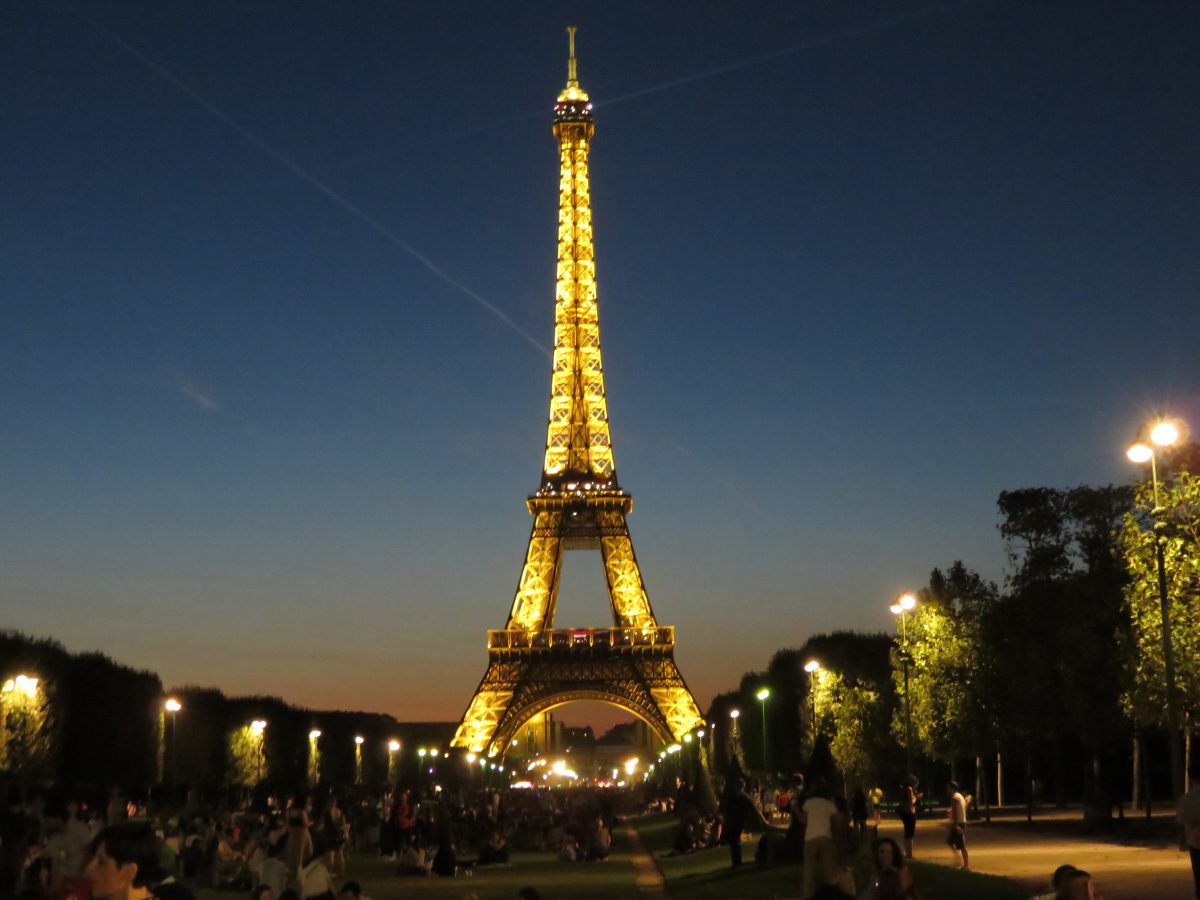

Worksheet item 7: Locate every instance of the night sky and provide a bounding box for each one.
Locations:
[3,1,1198,728]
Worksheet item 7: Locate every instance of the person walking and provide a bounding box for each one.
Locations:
[944,781,968,870]
[898,776,921,859]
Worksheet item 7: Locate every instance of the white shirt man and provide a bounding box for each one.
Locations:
[945,781,969,869]
[800,788,839,899]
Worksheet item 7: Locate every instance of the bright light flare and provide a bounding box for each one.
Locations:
[309,729,322,740]
[354,735,364,745]
[250,720,267,734]
[165,698,182,712]
[1127,442,1153,463]
[2,675,39,698]
[1151,421,1181,447]
[804,660,821,673]
[899,593,917,610]
[389,740,401,752]
[756,687,770,701]
[729,708,740,719]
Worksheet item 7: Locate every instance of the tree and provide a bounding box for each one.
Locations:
[811,669,884,789]
[1120,468,1200,731]
[891,563,994,768]
[994,486,1132,806]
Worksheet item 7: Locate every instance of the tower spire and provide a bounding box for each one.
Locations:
[557,26,589,103]
[567,25,578,86]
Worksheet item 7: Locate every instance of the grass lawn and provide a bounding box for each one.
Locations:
[635,814,1028,900]
[197,838,644,900]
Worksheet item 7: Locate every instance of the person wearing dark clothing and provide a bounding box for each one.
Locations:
[430,840,457,877]
[719,778,772,867]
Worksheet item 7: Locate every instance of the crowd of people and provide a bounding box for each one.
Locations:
[0,781,611,900]
[0,768,1130,900]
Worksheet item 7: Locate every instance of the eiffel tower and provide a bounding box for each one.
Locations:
[451,29,704,757]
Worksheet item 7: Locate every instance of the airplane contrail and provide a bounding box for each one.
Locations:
[67,4,550,357]
[597,1,981,109]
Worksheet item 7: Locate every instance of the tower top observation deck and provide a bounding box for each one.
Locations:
[554,26,593,124]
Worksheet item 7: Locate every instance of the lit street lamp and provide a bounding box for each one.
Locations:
[164,698,182,798]
[250,720,267,783]
[1128,416,1186,801]
[756,687,770,772]
[803,660,821,753]
[890,593,917,777]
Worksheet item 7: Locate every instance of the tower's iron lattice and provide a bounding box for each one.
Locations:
[451,29,704,757]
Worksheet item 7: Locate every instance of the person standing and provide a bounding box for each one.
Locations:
[718,778,771,868]
[1177,763,1200,898]
[897,777,920,859]
[945,781,968,870]
[800,779,840,899]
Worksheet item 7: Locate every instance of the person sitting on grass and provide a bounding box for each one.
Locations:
[670,820,699,855]
[867,837,916,898]
[585,815,611,861]
[84,822,195,900]
[1056,869,1105,900]
[1030,864,1077,900]
[478,829,509,865]
[337,880,372,900]
[812,866,858,899]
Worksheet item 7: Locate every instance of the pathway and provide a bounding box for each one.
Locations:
[878,814,1193,899]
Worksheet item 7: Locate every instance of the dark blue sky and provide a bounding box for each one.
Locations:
[3,1,1197,725]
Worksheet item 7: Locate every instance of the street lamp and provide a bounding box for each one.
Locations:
[756,687,771,772]
[1128,416,1186,801]
[249,720,267,783]
[803,660,821,752]
[164,698,182,798]
[890,593,917,777]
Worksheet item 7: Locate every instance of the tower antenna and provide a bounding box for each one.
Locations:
[567,26,578,85]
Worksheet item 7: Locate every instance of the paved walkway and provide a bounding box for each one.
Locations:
[622,822,667,895]
[879,815,1194,899]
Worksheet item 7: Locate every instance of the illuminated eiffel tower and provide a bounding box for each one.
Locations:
[451,29,704,757]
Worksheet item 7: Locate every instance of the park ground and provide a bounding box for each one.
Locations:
[197,808,1193,899]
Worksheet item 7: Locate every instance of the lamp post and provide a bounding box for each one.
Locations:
[388,740,401,783]
[803,660,821,754]
[308,730,321,787]
[250,720,267,784]
[756,687,770,772]
[164,698,181,799]
[1128,417,1185,801]
[889,593,917,777]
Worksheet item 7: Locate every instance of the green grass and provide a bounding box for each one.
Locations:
[196,839,644,900]
[190,818,1028,900]
[634,814,1027,900]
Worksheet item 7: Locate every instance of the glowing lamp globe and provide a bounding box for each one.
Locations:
[1151,421,1181,446]
[1127,443,1153,463]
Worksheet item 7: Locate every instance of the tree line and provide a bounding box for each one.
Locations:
[0,631,451,797]
[704,444,1200,811]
